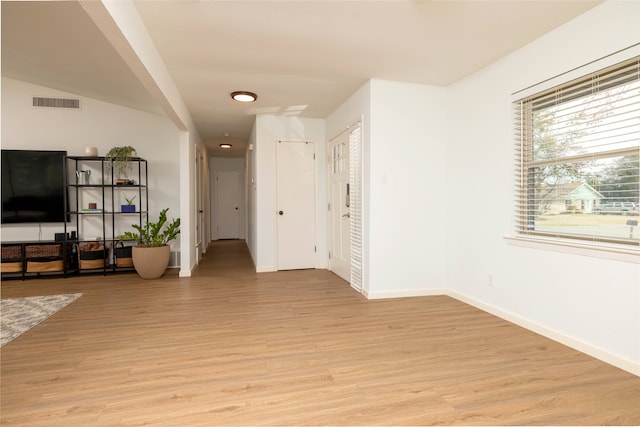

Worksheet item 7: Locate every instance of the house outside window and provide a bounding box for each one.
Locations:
[514,56,639,247]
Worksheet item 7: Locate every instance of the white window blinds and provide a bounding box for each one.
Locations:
[514,56,640,247]
[349,122,363,290]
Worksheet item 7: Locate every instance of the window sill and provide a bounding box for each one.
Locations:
[504,235,640,264]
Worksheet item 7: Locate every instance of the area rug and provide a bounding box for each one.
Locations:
[1,293,82,347]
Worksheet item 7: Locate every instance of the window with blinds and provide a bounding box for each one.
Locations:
[514,56,639,247]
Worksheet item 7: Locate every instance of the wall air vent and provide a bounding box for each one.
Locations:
[32,96,80,109]
[169,251,181,268]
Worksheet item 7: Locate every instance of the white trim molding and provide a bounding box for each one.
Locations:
[364,288,447,300]
[505,235,640,264]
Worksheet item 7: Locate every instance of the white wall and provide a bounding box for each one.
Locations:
[1,77,181,247]
[252,115,326,272]
[210,157,245,240]
[445,1,640,374]
[367,80,448,297]
[326,80,448,297]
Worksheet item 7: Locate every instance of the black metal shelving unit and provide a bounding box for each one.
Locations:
[63,156,148,275]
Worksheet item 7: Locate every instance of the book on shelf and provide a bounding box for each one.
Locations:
[115,178,135,185]
[81,208,103,212]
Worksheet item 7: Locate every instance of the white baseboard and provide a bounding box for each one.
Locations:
[364,288,447,299]
[446,290,640,377]
[256,266,277,273]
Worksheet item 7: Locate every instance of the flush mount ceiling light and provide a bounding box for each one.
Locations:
[220,144,232,149]
[231,91,257,102]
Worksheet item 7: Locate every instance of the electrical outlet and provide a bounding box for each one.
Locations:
[488,273,494,287]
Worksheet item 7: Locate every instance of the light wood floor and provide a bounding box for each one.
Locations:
[1,240,639,426]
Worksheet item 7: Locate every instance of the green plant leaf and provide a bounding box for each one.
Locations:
[124,208,180,247]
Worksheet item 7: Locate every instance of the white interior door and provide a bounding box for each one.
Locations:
[276,141,316,270]
[329,132,351,282]
[328,121,363,291]
[216,170,240,239]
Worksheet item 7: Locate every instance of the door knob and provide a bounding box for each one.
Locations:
[278,210,284,215]
[342,213,351,218]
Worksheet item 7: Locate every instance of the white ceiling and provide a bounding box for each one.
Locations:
[2,1,601,156]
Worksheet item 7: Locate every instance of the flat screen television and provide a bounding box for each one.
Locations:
[1,149,68,224]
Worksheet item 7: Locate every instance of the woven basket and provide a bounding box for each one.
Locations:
[27,259,64,272]
[21,244,64,273]
[25,244,62,258]
[79,258,105,269]
[78,242,106,270]
[1,261,23,273]
[113,242,133,268]
[1,245,22,260]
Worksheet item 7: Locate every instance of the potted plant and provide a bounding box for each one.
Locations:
[105,146,137,180]
[121,195,136,213]
[122,208,180,279]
